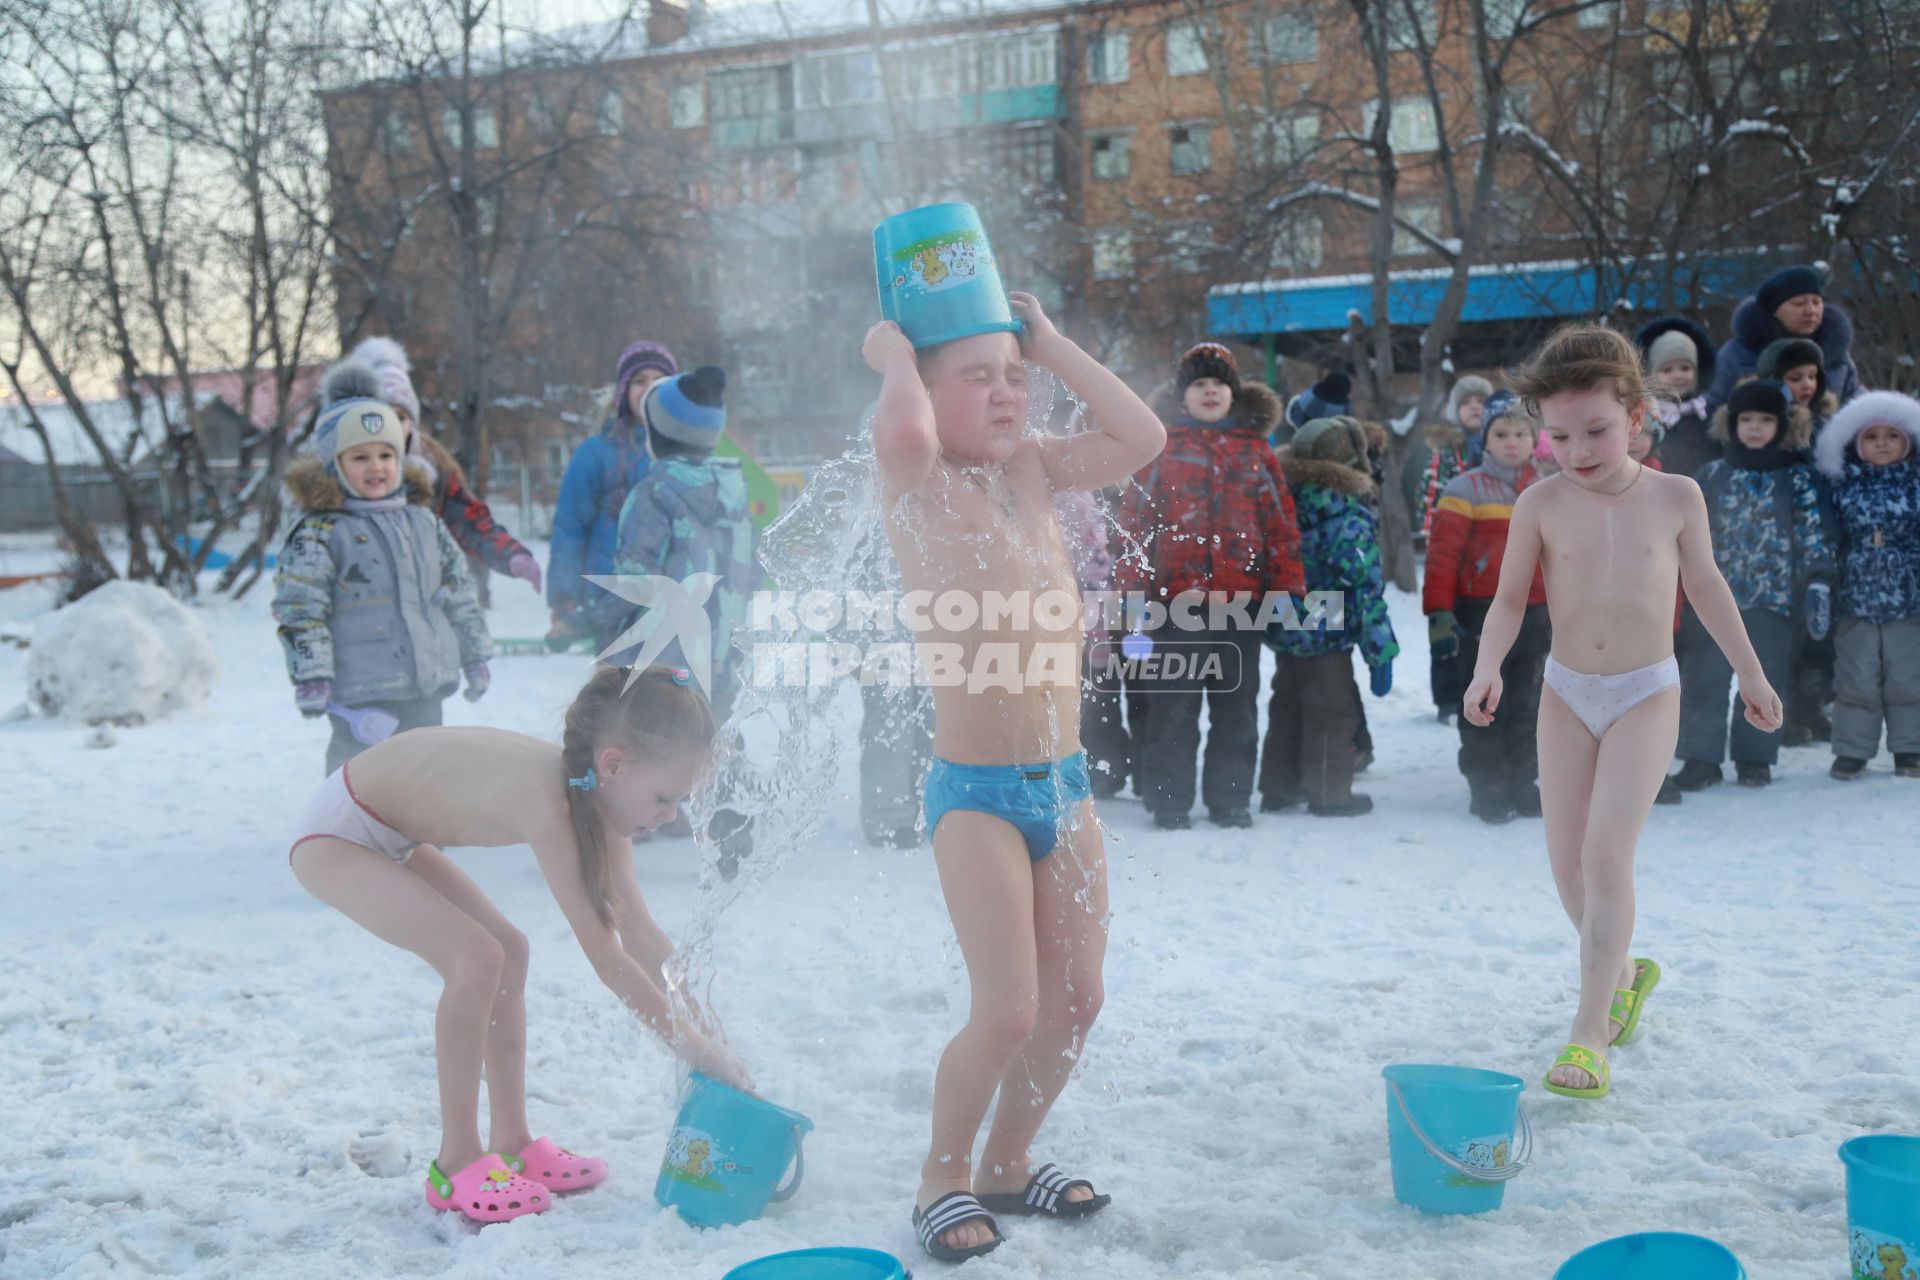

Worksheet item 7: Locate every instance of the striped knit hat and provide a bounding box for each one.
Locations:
[643,366,728,449]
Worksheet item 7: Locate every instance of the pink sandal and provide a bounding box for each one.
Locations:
[424,1153,550,1223]
[506,1137,609,1192]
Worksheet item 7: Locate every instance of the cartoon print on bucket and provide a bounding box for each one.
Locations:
[890,232,988,297]
[1852,1227,1919,1280]
[654,1073,814,1228]
[1447,1133,1515,1188]
[661,1127,732,1193]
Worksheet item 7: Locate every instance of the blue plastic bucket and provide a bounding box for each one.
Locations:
[873,202,1020,350]
[654,1073,814,1228]
[1381,1064,1530,1214]
[1841,1135,1920,1279]
[722,1248,908,1280]
[1553,1232,1746,1279]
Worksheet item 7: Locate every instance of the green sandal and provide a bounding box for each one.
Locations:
[1609,957,1662,1046]
[1543,1043,1610,1099]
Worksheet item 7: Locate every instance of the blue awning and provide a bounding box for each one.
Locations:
[1207,255,1761,342]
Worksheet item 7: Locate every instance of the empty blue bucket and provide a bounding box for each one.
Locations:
[722,1248,908,1280]
[1382,1064,1531,1214]
[1841,1135,1920,1280]
[654,1073,814,1228]
[873,202,1020,350]
[1553,1232,1746,1278]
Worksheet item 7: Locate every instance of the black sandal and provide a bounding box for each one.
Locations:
[976,1162,1112,1220]
[913,1190,1004,1263]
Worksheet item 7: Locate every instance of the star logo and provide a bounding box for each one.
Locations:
[585,572,724,696]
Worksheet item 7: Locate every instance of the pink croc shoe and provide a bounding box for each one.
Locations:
[506,1137,609,1193]
[424,1153,550,1223]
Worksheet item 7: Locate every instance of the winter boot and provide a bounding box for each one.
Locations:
[1468,779,1515,825]
[1735,761,1771,788]
[1309,793,1374,817]
[1507,781,1543,818]
[1831,756,1870,781]
[1895,753,1920,779]
[1208,807,1254,829]
[1654,775,1683,806]
[1671,759,1724,792]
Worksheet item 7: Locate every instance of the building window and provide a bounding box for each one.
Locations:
[710,64,794,148]
[1092,226,1133,280]
[671,79,707,128]
[526,92,558,137]
[1170,122,1211,174]
[1251,11,1318,65]
[996,127,1058,187]
[475,192,498,237]
[442,105,499,150]
[1483,0,1527,38]
[977,31,1059,92]
[1366,98,1439,152]
[1250,112,1320,166]
[1269,213,1324,273]
[1090,131,1131,181]
[1393,197,1444,256]
[596,91,625,136]
[1578,0,1620,28]
[545,439,566,470]
[1165,222,1212,274]
[1650,114,1696,155]
[1087,30,1129,85]
[1385,0,1437,51]
[1166,21,1208,77]
[380,110,412,156]
[1575,89,1610,137]
[798,50,877,108]
[1501,83,1534,127]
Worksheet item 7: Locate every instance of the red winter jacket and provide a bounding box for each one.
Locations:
[1118,383,1306,601]
[1423,455,1545,613]
[420,435,532,575]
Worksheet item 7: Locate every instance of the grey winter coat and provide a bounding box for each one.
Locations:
[273,458,492,706]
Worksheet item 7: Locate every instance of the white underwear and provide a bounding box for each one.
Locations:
[290,760,418,864]
[1543,655,1680,741]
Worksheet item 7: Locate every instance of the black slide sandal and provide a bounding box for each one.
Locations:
[976,1162,1112,1220]
[913,1190,1004,1263]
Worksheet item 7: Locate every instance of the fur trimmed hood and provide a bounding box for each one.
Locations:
[1424,419,1466,450]
[1634,315,1718,387]
[1731,295,1855,368]
[285,455,434,513]
[1708,392,1814,453]
[1446,375,1494,425]
[1278,449,1377,497]
[1148,379,1283,436]
[1816,390,1920,479]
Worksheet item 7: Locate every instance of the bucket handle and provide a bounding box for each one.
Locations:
[1387,1081,1534,1184]
[768,1125,807,1204]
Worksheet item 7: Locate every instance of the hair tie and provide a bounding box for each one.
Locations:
[567,767,599,793]
[668,667,692,686]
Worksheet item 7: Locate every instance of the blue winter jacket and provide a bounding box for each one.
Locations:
[1264,454,1400,667]
[547,419,651,612]
[1828,455,1920,624]
[1695,456,1835,615]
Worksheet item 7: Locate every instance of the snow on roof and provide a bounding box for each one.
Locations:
[0,395,187,468]
[669,0,1067,52]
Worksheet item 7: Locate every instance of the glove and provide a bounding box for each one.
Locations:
[1805,582,1831,642]
[294,679,331,718]
[1370,662,1393,698]
[1428,610,1460,662]
[462,661,491,702]
[508,552,543,595]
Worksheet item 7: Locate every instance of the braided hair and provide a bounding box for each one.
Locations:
[562,665,718,925]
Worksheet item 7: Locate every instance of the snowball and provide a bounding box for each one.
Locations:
[28,580,218,726]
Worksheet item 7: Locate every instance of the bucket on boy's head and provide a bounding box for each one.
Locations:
[873,202,1022,351]
[1841,1136,1920,1280]
[1553,1232,1746,1279]
[722,1247,908,1280]
[1381,1064,1531,1215]
[654,1073,814,1228]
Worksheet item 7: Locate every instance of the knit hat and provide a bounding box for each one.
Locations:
[1447,375,1494,426]
[314,396,408,496]
[1756,265,1825,316]
[642,365,727,449]
[615,341,680,426]
[1285,371,1354,430]
[1176,342,1241,395]
[1755,337,1827,401]
[1728,378,1792,426]
[1645,327,1698,372]
[347,336,421,423]
[1291,416,1370,472]
[1482,388,1530,429]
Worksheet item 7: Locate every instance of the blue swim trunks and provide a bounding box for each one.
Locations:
[922,752,1092,861]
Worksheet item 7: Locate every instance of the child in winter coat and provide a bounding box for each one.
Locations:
[1423,390,1549,823]
[1635,317,1718,477]
[1670,379,1835,791]
[1418,375,1494,721]
[1813,392,1920,779]
[549,341,676,651]
[1058,486,1131,798]
[347,336,542,595]
[1259,417,1398,817]
[1756,337,1839,436]
[1120,343,1304,829]
[273,370,493,774]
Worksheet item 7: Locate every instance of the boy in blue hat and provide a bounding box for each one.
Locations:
[864,286,1163,1263]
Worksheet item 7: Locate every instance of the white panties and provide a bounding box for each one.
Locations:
[290,760,418,864]
[1544,655,1680,741]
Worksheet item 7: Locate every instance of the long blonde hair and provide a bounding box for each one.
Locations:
[562,665,718,925]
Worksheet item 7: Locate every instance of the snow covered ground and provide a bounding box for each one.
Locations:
[2,551,1915,1279]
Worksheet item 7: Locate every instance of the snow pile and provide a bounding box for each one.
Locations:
[27,580,218,725]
